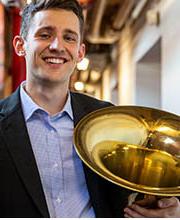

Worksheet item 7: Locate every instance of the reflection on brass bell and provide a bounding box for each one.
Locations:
[74,106,180,197]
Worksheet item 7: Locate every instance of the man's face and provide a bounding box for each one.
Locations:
[17,9,85,86]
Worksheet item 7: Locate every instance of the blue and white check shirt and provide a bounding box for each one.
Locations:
[20,81,95,217]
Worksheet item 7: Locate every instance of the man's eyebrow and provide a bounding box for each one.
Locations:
[36,26,54,32]
[35,27,79,37]
[64,29,79,37]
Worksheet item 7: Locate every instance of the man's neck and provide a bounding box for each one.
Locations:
[25,82,69,115]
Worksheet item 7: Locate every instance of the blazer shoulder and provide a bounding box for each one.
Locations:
[71,91,114,108]
[0,97,10,117]
[0,88,21,119]
[0,96,9,106]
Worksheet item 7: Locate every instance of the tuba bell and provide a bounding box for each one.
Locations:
[73,106,180,199]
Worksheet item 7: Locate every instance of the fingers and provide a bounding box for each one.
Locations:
[124,207,145,218]
[124,213,131,218]
[134,195,157,207]
[125,204,160,218]
[158,197,179,208]
[124,197,180,218]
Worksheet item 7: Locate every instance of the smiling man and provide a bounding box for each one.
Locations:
[13,1,85,114]
[0,0,180,218]
[0,0,113,217]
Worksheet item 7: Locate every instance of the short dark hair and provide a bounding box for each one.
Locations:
[20,0,84,39]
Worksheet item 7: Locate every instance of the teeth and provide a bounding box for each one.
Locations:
[45,58,65,64]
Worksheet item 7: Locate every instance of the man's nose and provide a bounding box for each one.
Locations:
[49,37,64,51]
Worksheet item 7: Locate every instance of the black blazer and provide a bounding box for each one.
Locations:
[0,88,131,217]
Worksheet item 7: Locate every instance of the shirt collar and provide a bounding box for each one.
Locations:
[20,81,73,121]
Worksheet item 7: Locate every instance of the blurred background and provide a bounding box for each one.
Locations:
[0,0,180,114]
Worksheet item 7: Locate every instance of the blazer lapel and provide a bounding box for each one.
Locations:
[70,92,113,217]
[0,89,49,217]
[70,92,88,126]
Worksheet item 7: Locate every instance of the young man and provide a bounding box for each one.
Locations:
[0,0,179,217]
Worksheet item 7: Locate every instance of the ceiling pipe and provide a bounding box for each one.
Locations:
[89,0,106,38]
[86,0,149,44]
[113,0,136,30]
[86,0,134,44]
[86,0,121,44]
[131,0,149,20]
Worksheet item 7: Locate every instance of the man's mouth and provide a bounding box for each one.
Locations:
[43,57,68,64]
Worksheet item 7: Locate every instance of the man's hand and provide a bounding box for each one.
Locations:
[124,196,180,218]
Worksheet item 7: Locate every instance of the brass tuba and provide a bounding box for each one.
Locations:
[74,106,180,199]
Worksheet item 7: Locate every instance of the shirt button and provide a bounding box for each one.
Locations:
[50,129,54,133]
[56,197,62,203]
[53,163,58,169]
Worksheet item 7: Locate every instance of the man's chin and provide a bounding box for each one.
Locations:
[34,75,68,87]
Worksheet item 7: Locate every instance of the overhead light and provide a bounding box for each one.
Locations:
[80,70,89,82]
[74,81,85,91]
[146,9,159,26]
[90,70,101,82]
[77,58,89,71]
[85,84,95,93]
[26,0,32,4]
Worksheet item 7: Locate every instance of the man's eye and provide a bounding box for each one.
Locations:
[64,35,77,42]
[39,33,51,39]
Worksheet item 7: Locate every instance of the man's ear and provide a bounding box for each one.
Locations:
[13,36,26,57]
[77,43,85,62]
